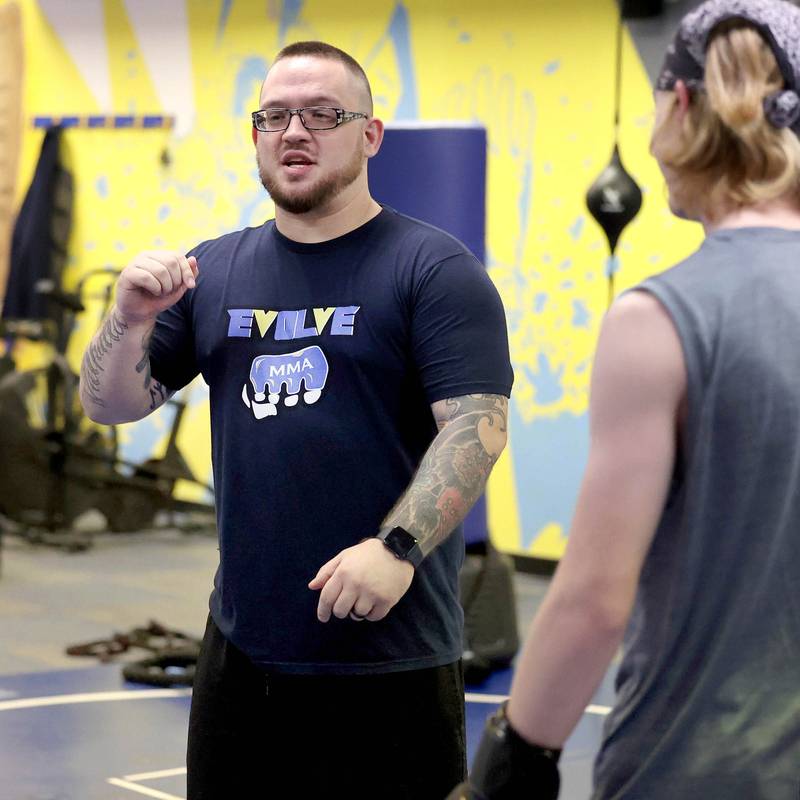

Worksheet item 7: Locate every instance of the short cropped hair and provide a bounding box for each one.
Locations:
[272,41,373,115]
[652,20,800,217]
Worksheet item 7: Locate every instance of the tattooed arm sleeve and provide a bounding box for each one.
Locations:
[79,307,174,424]
[381,393,508,556]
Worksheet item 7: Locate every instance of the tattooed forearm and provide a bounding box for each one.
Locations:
[383,393,508,555]
[79,308,172,423]
[135,328,169,409]
[80,310,129,407]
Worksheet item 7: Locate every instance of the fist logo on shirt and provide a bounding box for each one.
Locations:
[241,346,329,419]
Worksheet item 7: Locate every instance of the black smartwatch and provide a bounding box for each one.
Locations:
[375,526,423,568]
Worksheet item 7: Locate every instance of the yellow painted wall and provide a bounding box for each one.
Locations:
[9,0,703,552]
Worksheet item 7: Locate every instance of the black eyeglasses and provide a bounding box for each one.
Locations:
[251,107,368,132]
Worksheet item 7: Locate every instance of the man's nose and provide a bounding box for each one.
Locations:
[282,112,311,140]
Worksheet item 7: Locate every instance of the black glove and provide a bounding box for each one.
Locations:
[446,702,561,800]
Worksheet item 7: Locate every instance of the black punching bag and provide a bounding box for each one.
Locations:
[586,143,642,256]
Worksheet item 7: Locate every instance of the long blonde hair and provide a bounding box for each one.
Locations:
[652,20,800,218]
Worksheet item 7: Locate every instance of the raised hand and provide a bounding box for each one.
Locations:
[115,251,198,324]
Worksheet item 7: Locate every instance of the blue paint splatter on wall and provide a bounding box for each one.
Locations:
[279,0,304,45]
[365,3,419,119]
[239,190,268,230]
[459,32,472,43]
[572,299,591,328]
[387,3,418,119]
[119,408,172,465]
[534,292,548,313]
[158,205,171,222]
[511,91,535,271]
[568,215,584,241]
[509,405,589,548]
[544,60,561,74]
[526,353,564,405]
[515,159,532,267]
[217,0,234,44]
[96,176,109,198]
[233,56,269,116]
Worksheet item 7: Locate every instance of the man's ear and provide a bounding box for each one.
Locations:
[364,117,384,158]
[675,80,691,118]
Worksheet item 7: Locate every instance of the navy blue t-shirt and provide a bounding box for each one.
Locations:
[149,207,514,674]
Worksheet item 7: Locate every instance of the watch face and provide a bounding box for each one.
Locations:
[383,526,417,557]
[378,526,422,567]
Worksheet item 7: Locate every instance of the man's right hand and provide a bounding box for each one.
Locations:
[115,251,198,324]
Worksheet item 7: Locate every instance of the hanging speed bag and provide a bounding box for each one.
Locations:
[586,144,643,255]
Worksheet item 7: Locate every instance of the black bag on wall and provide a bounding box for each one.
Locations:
[3,125,73,322]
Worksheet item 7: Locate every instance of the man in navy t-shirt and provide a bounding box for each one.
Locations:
[80,40,513,800]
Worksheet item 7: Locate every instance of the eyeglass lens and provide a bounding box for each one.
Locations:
[259,107,339,130]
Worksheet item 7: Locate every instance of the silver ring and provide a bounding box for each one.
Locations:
[349,611,367,621]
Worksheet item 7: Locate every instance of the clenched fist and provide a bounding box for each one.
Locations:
[115,250,199,324]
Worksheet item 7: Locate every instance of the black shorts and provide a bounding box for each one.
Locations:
[187,615,467,799]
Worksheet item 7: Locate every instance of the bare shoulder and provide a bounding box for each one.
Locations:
[593,289,686,408]
[604,288,676,333]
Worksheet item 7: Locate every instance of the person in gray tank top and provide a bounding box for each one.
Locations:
[449,1,800,798]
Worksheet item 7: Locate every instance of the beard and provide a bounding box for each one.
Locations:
[258,145,365,214]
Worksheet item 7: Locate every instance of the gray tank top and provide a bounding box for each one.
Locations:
[593,227,800,800]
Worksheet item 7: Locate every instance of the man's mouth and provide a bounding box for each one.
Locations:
[281,153,315,171]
